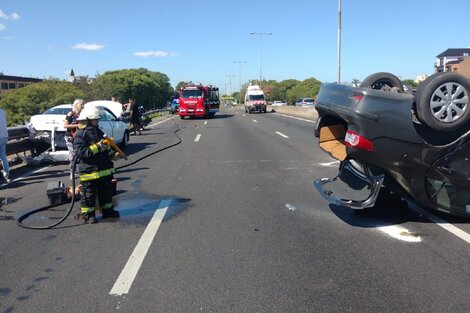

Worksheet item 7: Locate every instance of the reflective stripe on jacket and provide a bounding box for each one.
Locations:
[79,167,115,182]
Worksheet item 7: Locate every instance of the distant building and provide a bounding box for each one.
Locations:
[435,48,470,78]
[0,74,42,99]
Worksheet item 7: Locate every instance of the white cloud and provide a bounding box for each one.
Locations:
[72,43,105,51]
[0,24,5,31]
[0,9,20,20]
[134,50,178,57]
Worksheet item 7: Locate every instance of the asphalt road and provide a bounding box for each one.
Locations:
[1,108,470,313]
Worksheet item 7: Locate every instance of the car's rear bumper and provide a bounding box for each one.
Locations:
[314,159,384,209]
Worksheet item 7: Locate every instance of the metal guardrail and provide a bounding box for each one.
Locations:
[6,126,35,156]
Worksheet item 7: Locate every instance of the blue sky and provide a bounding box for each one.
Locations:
[1,0,470,91]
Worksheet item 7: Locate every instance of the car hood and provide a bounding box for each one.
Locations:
[30,114,66,132]
[86,100,124,118]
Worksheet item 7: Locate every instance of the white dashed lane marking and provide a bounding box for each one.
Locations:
[195,134,201,142]
[276,131,289,139]
[252,119,258,123]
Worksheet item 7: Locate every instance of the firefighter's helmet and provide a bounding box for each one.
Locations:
[77,106,101,121]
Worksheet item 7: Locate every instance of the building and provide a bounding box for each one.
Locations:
[435,48,470,78]
[0,74,42,99]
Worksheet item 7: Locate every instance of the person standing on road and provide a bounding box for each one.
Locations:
[64,99,84,179]
[73,106,121,224]
[127,98,142,135]
[0,108,10,183]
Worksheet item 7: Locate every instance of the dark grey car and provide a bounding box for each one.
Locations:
[313,72,470,217]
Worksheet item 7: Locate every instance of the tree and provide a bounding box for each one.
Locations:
[0,80,84,126]
[92,68,173,110]
[402,79,418,88]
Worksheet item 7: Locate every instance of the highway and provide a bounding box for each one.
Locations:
[1,108,470,312]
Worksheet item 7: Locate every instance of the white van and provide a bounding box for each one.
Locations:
[244,85,266,113]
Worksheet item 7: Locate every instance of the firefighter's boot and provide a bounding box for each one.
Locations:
[83,212,97,224]
[102,207,120,219]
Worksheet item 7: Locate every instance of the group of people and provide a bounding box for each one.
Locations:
[1,95,143,223]
[113,96,142,136]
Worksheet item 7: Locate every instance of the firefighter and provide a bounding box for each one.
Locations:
[73,106,120,224]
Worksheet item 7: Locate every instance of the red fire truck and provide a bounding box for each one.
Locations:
[178,84,220,119]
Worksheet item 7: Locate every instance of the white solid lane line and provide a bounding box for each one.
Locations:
[147,117,173,128]
[409,204,470,244]
[273,112,315,123]
[252,119,258,123]
[195,134,201,142]
[110,200,171,296]
[276,131,289,139]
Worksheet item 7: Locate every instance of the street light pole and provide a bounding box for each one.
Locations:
[337,0,342,83]
[225,75,235,95]
[233,61,246,101]
[250,32,272,87]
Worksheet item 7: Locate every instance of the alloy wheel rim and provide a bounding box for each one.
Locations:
[430,82,468,123]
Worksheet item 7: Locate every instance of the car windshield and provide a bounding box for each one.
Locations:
[304,98,314,103]
[43,107,72,115]
[249,95,264,101]
[181,89,202,98]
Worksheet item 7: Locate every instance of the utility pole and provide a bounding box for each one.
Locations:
[337,0,342,83]
[250,32,272,88]
[225,75,235,96]
[233,61,246,102]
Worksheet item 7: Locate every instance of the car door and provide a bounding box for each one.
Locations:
[97,107,114,139]
[425,139,470,214]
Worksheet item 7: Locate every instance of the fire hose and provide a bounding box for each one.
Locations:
[17,119,181,229]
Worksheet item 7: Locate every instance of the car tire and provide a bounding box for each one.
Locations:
[360,72,404,92]
[415,72,470,132]
[180,116,184,120]
[119,130,129,148]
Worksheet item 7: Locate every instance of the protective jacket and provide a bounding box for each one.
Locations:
[73,125,115,181]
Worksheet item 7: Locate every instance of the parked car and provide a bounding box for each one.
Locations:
[313,71,470,217]
[271,100,288,106]
[170,99,179,115]
[29,100,130,149]
[295,98,315,107]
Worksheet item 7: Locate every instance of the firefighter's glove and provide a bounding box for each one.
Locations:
[112,152,122,161]
[97,141,110,152]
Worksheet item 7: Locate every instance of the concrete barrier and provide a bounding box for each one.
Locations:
[267,105,318,120]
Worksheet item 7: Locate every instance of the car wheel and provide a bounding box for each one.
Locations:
[119,130,129,148]
[415,72,470,132]
[360,72,404,92]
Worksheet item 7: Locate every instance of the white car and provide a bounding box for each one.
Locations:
[29,100,130,149]
[295,98,315,107]
[271,100,287,106]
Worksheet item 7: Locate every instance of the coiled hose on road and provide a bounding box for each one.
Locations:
[17,118,182,230]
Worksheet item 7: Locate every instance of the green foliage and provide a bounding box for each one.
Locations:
[175,81,188,91]
[0,80,84,126]
[242,78,321,105]
[402,79,418,88]
[92,68,174,110]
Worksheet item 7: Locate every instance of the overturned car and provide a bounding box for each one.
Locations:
[314,72,470,217]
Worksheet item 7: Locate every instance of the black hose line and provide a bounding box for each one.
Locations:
[17,118,181,230]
